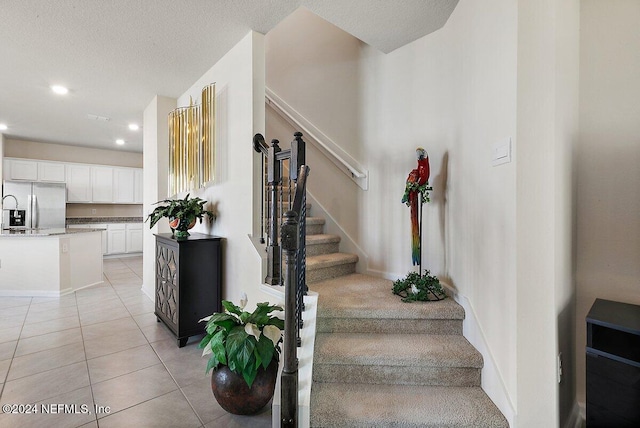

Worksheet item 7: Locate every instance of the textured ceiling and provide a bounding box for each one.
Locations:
[0,0,458,153]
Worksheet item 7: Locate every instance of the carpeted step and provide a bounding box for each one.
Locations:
[310,273,464,335]
[310,383,509,428]
[306,234,341,257]
[305,217,325,235]
[313,333,481,387]
[306,253,358,284]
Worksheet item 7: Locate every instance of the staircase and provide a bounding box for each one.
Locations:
[304,214,508,427]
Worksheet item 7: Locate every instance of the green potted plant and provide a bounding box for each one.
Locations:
[146,193,215,239]
[392,270,446,302]
[199,294,283,415]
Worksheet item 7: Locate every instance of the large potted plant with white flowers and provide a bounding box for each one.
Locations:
[199,294,283,415]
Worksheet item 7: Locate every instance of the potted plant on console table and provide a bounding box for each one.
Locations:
[199,295,283,415]
[146,193,215,240]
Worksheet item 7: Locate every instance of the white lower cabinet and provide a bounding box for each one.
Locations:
[125,223,143,253]
[107,224,127,254]
[67,222,143,255]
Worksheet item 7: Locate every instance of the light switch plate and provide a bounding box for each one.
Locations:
[492,137,512,166]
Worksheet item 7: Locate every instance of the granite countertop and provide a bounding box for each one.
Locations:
[65,217,144,225]
[0,228,104,237]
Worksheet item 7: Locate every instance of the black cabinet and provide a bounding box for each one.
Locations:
[586,298,640,427]
[155,233,222,347]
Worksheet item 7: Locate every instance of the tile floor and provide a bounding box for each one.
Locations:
[0,256,271,428]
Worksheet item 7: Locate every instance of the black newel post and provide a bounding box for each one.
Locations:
[265,139,282,285]
[281,210,299,428]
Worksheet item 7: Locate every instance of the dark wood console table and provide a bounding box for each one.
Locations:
[586,298,640,427]
[154,233,222,347]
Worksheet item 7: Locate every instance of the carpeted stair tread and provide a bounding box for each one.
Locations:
[306,252,359,270]
[314,333,482,368]
[310,383,508,428]
[306,234,341,245]
[311,273,464,320]
[306,217,325,226]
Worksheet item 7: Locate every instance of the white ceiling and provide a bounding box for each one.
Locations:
[0,0,458,153]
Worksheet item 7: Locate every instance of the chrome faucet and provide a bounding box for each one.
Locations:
[2,194,19,210]
[2,194,19,229]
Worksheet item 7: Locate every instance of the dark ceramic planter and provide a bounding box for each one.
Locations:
[168,217,196,240]
[211,360,278,415]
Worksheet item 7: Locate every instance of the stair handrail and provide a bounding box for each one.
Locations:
[254,132,309,427]
[265,87,368,190]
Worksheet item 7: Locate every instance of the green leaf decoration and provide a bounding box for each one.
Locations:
[242,364,259,388]
[198,334,212,350]
[392,270,446,302]
[256,333,276,369]
[222,300,242,316]
[226,327,255,372]
[205,354,219,374]
[209,330,227,365]
[199,298,282,388]
[265,316,284,330]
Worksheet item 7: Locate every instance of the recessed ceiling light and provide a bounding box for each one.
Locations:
[0,124,7,131]
[115,139,125,145]
[128,123,139,131]
[51,85,69,95]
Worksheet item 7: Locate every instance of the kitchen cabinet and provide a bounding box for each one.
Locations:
[134,169,143,204]
[37,162,66,182]
[107,223,126,254]
[4,159,66,182]
[126,223,143,253]
[5,159,38,181]
[155,233,222,347]
[113,168,135,203]
[5,157,142,205]
[91,166,114,203]
[66,165,92,202]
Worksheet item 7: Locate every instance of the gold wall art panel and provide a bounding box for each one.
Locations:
[168,83,216,195]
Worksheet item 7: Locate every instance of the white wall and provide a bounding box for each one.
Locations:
[516,0,580,426]
[0,134,4,185]
[265,8,364,249]
[142,96,175,299]
[4,139,143,167]
[576,0,640,405]
[362,2,518,423]
[174,31,267,308]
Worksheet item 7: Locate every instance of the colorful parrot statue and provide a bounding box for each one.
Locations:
[401,148,430,265]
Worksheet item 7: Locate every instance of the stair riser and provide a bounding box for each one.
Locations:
[306,242,340,257]
[307,263,356,284]
[306,223,324,235]
[313,365,481,387]
[316,317,463,335]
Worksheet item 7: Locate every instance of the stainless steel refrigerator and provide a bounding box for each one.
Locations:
[2,181,66,229]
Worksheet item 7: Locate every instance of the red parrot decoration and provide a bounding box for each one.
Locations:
[401,148,430,266]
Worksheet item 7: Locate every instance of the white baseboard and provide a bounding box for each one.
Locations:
[0,287,74,298]
[441,281,516,428]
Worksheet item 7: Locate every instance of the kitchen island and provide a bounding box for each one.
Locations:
[0,228,103,297]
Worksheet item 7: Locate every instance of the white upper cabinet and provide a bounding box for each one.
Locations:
[6,159,38,181]
[66,164,92,202]
[134,169,143,204]
[113,168,135,203]
[91,166,114,203]
[4,157,142,204]
[37,161,66,182]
